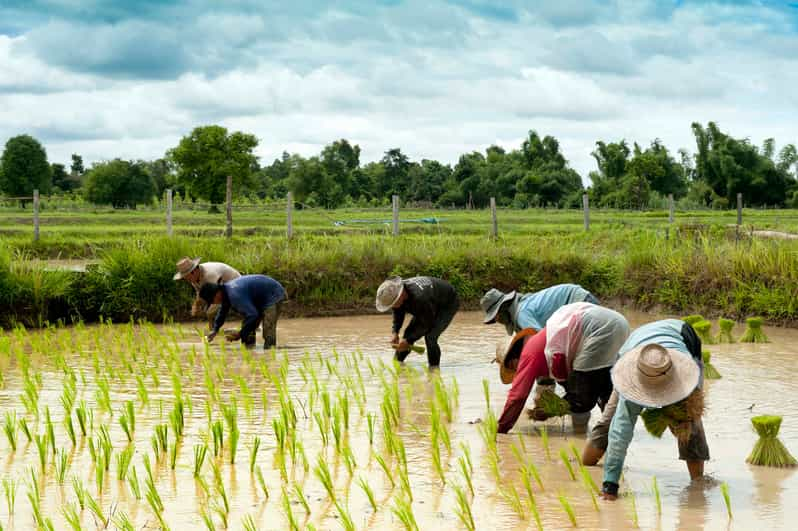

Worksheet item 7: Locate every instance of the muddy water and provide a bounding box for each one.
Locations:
[0,309,796,530]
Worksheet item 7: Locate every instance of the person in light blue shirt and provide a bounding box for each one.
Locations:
[481,283,598,335]
[579,319,709,500]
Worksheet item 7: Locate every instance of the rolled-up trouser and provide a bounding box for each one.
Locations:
[587,389,710,462]
[396,298,460,367]
[242,302,282,348]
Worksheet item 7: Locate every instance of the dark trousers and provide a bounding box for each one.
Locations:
[396,298,459,367]
[243,301,282,349]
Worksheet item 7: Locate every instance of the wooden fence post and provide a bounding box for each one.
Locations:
[582,193,590,231]
[33,189,40,241]
[225,175,233,238]
[490,197,498,239]
[392,195,399,237]
[166,188,173,236]
[737,193,743,225]
[286,191,293,240]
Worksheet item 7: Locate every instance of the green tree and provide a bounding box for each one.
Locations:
[0,134,51,205]
[168,125,258,208]
[83,159,155,208]
[142,158,174,197]
[70,154,84,176]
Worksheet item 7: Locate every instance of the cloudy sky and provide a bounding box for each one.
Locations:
[1,0,797,179]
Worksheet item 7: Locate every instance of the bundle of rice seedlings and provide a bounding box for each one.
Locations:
[739,317,769,343]
[536,390,570,418]
[745,415,797,467]
[692,320,715,345]
[715,318,735,343]
[702,351,721,379]
[682,314,704,326]
[641,389,704,442]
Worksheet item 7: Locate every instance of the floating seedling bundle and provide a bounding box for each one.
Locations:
[746,415,797,467]
[740,317,769,343]
[692,320,715,345]
[702,350,721,379]
[641,389,704,442]
[716,318,735,343]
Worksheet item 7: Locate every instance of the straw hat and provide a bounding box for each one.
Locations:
[375,277,404,312]
[481,288,517,324]
[173,256,201,280]
[494,328,538,384]
[611,343,700,409]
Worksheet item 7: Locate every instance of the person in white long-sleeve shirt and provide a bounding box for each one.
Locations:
[174,257,241,327]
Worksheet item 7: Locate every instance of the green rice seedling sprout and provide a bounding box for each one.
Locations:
[692,320,715,345]
[716,318,735,343]
[75,401,88,437]
[280,487,299,531]
[211,420,223,456]
[398,465,413,502]
[740,317,769,343]
[95,457,105,494]
[136,375,150,407]
[702,351,722,379]
[721,481,732,519]
[170,400,185,440]
[458,455,474,495]
[200,505,216,531]
[193,444,208,478]
[652,476,661,516]
[502,484,526,518]
[558,491,577,527]
[357,476,378,512]
[55,448,69,485]
[34,434,48,471]
[540,425,550,461]
[247,436,260,473]
[229,427,240,465]
[61,502,82,531]
[292,482,311,515]
[71,476,87,510]
[746,415,797,467]
[112,511,136,531]
[169,439,178,470]
[452,484,475,531]
[64,413,76,447]
[482,378,490,410]
[434,377,453,422]
[629,488,639,527]
[18,417,32,443]
[143,454,164,512]
[431,434,446,485]
[391,495,419,531]
[242,514,258,531]
[314,455,336,502]
[3,476,18,516]
[155,423,169,454]
[459,442,473,474]
[580,465,599,495]
[521,466,536,507]
[342,445,357,477]
[255,466,269,499]
[96,376,112,415]
[98,424,112,470]
[119,414,133,443]
[366,412,376,445]
[2,411,17,451]
[375,454,395,489]
[128,466,141,500]
[45,406,56,455]
[85,491,109,528]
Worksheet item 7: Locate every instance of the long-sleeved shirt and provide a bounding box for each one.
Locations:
[513,284,592,333]
[212,275,286,340]
[603,319,703,485]
[191,262,241,292]
[498,329,549,433]
[392,277,458,343]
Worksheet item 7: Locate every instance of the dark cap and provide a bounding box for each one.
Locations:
[198,283,222,304]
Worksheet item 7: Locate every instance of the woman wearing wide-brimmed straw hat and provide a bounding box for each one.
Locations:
[480,283,599,336]
[375,276,459,368]
[495,302,629,434]
[580,319,708,500]
[174,257,241,327]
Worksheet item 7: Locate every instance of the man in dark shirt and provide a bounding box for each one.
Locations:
[199,274,286,349]
[375,276,459,367]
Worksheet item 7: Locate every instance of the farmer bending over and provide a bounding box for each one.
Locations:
[496,302,629,434]
[375,276,459,368]
[199,274,286,349]
[481,283,599,336]
[174,256,241,328]
[580,319,708,500]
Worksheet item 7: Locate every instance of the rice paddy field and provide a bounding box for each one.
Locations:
[1,310,797,531]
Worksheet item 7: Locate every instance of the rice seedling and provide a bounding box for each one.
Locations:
[580,465,599,495]
[242,514,258,531]
[61,502,82,531]
[452,484,475,531]
[85,491,109,528]
[391,495,419,531]
[128,466,141,500]
[716,318,736,343]
[71,476,87,510]
[641,389,704,442]
[292,482,311,515]
[169,440,178,470]
[229,426,240,465]
[34,434,48,471]
[342,445,358,477]
[2,411,17,451]
[367,412,376,445]
[652,476,661,516]
[281,487,299,531]
[18,417,32,443]
[3,476,18,516]
[692,320,715,345]
[95,456,105,494]
[64,412,76,446]
[740,317,769,343]
[112,511,136,531]
[459,441,473,474]
[136,374,150,406]
[538,389,571,417]
[540,425,550,461]
[702,350,722,379]
[75,401,88,437]
[55,448,69,485]
[155,424,169,454]
[170,399,186,440]
[558,491,577,527]
[629,488,639,527]
[200,505,216,531]
[314,455,336,502]
[211,420,224,456]
[357,476,378,512]
[721,481,732,519]
[96,376,112,415]
[746,415,797,467]
[143,454,164,513]
[255,466,269,499]
[375,454,395,489]
[502,484,525,518]
[431,433,446,485]
[458,455,474,495]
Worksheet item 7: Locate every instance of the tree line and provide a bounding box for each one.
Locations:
[1,122,796,210]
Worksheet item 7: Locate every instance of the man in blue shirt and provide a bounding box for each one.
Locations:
[481,284,598,335]
[199,274,286,349]
[580,319,708,500]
